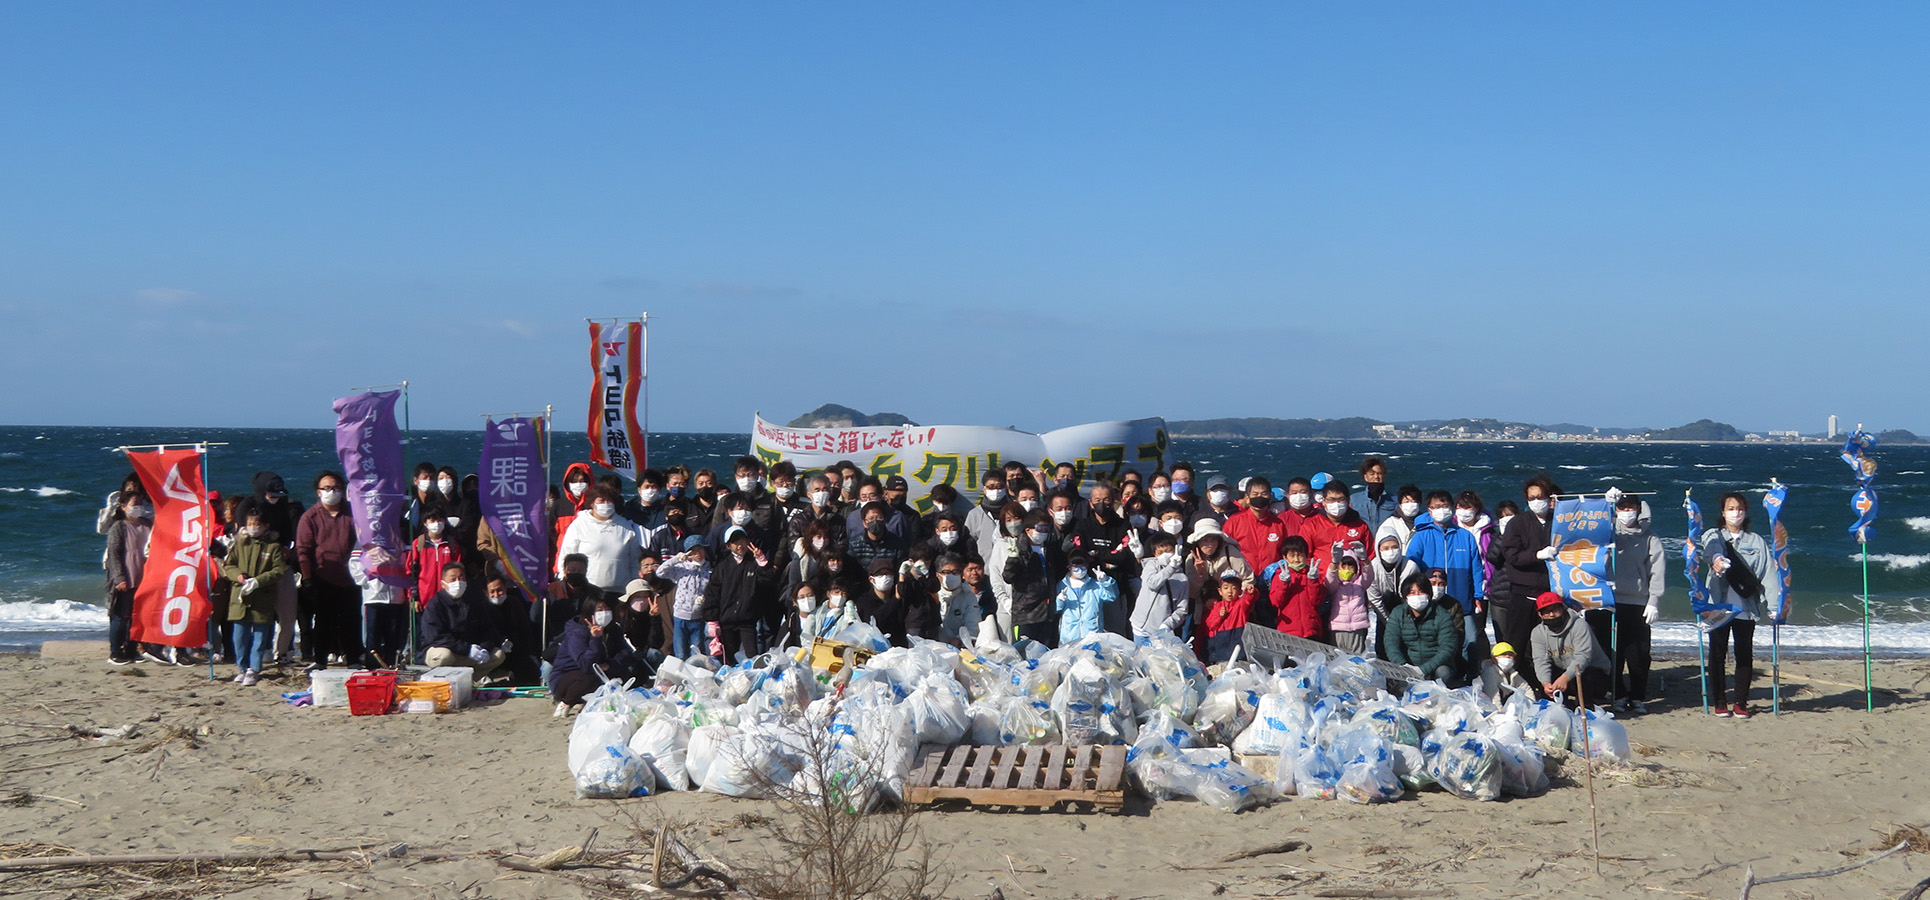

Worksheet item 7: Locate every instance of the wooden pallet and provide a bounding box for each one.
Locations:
[906,744,1128,812]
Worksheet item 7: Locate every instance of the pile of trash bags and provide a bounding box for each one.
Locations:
[563,621,1630,811]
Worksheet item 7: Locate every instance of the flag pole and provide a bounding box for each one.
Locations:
[1861,528,1873,711]
[1697,623,1708,715]
[201,443,216,683]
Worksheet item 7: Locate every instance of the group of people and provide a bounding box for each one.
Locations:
[97,451,1777,717]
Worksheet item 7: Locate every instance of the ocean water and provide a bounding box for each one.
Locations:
[4,426,1926,656]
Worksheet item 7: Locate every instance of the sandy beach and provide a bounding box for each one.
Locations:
[2,650,1927,900]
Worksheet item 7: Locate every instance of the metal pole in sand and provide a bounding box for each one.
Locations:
[201,443,215,683]
[1575,672,1603,877]
[1861,528,1873,711]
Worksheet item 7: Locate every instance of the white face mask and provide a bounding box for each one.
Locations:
[1498,514,1514,531]
[593,610,613,627]
[243,525,265,539]
[1616,510,1638,526]
[127,505,151,519]
[775,485,796,500]
[1150,487,1172,503]
[1432,585,1446,599]
[937,530,959,546]
[446,580,467,598]
[871,575,895,592]
[437,479,455,495]
[810,490,831,506]
[1019,499,1038,512]
[983,488,1006,503]
[1288,492,1313,511]
[940,573,963,591]
[1724,510,1746,527]
[1028,529,1050,546]
[811,537,827,551]
[826,593,845,609]
[1068,566,1088,582]
[416,478,433,493]
[639,488,664,504]
[1161,518,1186,535]
[796,594,816,613]
[1324,500,1349,518]
[567,481,588,497]
[1006,521,1023,536]
[592,503,615,519]
[1496,657,1516,673]
[1051,510,1072,527]
[1528,498,1551,516]
[736,476,761,492]
[1428,508,1452,524]
[1209,489,1230,506]
[1406,595,1429,612]
[318,489,343,506]
[1399,501,1420,517]
[730,509,752,526]
[425,521,445,536]
[1455,508,1476,525]
[1379,548,1400,565]
[490,593,508,606]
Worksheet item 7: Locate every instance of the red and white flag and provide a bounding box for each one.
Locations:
[128,448,215,647]
[587,319,648,480]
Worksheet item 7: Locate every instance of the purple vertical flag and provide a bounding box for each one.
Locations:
[481,416,552,601]
[333,390,411,588]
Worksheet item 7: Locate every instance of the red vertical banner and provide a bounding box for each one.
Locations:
[587,319,647,480]
[128,448,215,647]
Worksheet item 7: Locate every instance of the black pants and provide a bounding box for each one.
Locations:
[107,589,135,659]
[1706,618,1756,708]
[1584,608,1616,687]
[1490,596,1536,660]
[1558,668,1613,708]
[309,580,364,663]
[1612,605,1653,701]
[551,668,602,706]
[720,625,760,664]
[1017,621,1058,649]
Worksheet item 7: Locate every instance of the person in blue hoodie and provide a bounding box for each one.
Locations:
[1054,553,1119,645]
[1402,490,1485,617]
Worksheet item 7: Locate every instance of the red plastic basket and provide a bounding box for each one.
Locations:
[346,672,398,716]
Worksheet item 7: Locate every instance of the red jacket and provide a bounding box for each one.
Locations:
[405,536,462,610]
[1266,565,1327,640]
[1281,506,1322,536]
[1297,513,1376,579]
[553,462,594,562]
[1223,509,1295,572]
[1205,588,1257,637]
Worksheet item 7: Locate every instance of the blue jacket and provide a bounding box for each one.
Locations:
[550,619,607,679]
[1350,486,1399,533]
[1054,573,1118,645]
[1403,521,1485,611]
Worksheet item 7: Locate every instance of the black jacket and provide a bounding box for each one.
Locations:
[421,590,504,652]
[1003,540,1068,626]
[701,550,779,626]
[1065,511,1139,582]
[1498,512,1554,600]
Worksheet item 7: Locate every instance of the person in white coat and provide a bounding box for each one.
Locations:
[557,487,642,599]
[1130,534,1190,641]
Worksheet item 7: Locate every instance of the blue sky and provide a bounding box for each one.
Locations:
[2,4,1926,434]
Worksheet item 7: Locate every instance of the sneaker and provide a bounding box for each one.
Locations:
[1731,703,1752,719]
[1630,700,1649,714]
[232,671,247,683]
[1712,705,1732,718]
[240,671,260,686]
[169,648,195,667]
[140,648,170,664]
[108,656,133,666]
[304,661,325,674]
[553,702,569,719]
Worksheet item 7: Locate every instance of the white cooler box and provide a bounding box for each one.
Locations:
[309,669,371,708]
[420,666,475,709]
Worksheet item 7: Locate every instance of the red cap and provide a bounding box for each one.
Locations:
[1535,592,1567,611]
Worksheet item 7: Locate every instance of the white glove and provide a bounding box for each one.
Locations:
[1643,604,1660,625]
[1535,546,1556,560]
[976,617,1003,648]
[1125,529,1144,556]
[292,572,303,589]
[240,577,260,596]
[501,638,514,653]
[467,644,490,664]
[1603,487,1624,505]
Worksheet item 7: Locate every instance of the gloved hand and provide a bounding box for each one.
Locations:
[1643,603,1660,625]
[292,572,303,589]
[1535,546,1556,560]
[501,638,514,653]
[706,621,720,639]
[467,644,489,664]
[1603,487,1624,505]
[1125,528,1144,556]
[241,577,260,596]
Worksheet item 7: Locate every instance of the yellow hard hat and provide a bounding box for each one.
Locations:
[1491,642,1516,657]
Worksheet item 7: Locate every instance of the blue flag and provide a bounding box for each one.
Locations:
[1763,484,1792,624]
[1548,498,1616,609]
[1685,495,1742,628]
[1841,431,1879,540]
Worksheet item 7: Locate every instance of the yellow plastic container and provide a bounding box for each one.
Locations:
[800,638,874,675]
[394,680,452,714]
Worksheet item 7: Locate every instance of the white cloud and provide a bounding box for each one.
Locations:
[132,287,206,306]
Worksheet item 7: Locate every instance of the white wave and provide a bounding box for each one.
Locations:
[1905,517,1930,534]
[1857,553,1930,571]
[1558,465,1589,470]
[0,599,109,632]
[1652,622,1930,657]
[0,486,78,497]
[1897,471,1925,476]
[1637,464,1679,469]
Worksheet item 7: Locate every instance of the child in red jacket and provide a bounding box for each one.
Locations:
[1203,574,1256,664]
[1264,536,1328,641]
[405,509,463,611]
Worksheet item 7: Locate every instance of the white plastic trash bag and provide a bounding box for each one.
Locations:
[1431,732,1502,802]
[1231,693,1302,757]
[1570,707,1631,761]
[568,709,638,777]
[686,724,739,790]
[629,715,693,791]
[575,745,655,799]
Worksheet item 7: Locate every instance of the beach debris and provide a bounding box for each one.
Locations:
[1736,839,1910,900]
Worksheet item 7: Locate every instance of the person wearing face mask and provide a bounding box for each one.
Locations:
[619,468,672,531]
[1495,475,1562,658]
[1009,484,1043,519]
[700,526,778,663]
[847,500,909,569]
[1323,548,1372,656]
[1349,457,1398,531]
[1402,491,1485,626]
[479,575,544,684]
[658,537,714,659]
[1193,477,1241,528]
[557,486,643,600]
[1004,510,1068,648]
[1258,537,1327,640]
[1053,553,1118,645]
[540,553,596,647]
[1374,484,1426,550]
[926,552,979,646]
[917,484,962,539]
[1130,535,1190,642]
[1045,490,1083,545]
[552,462,597,560]
[1300,482,1378,581]
[784,474,849,555]
[1530,592,1611,707]
[1151,502,1191,555]
[1145,471,1175,509]
[854,558,910,644]
[548,598,621,715]
[436,466,483,562]
[965,473,1009,563]
[980,505,1027,641]
[767,460,807,524]
[420,562,508,676]
[296,470,362,669]
[1167,462,1200,518]
[1608,493,1666,712]
[1224,476,1296,572]
[219,509,288,684]
[1279,476,1322,535]
[687,467,723,531]
[729,456,780,532]
[1066,484,1136,629]
[705,493,777,561]
[1477,642,1533,703]
[102,490,154,665]
[406,462,440,538]
[1700,491,1774,718]
[923,511,980,564]
[1367,534,1420,659]
[894,547,944,645]
[614,576,667,674]
[1385,574,1464,685]
[1183,519,1252,655]
[236,470,305,666]
[1480,498,1520,635]
[1202,574,1257,664]
[405,509,464,621]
